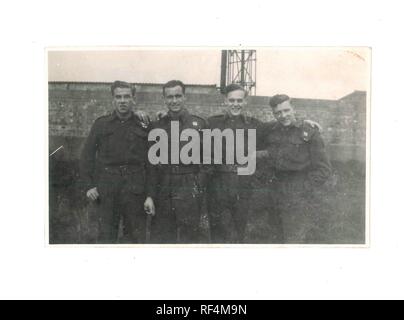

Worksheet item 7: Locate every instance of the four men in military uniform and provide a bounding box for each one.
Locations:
[80,80,331,244]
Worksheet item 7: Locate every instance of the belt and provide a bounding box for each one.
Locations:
[102,164,144,175]
[160,165,199,175]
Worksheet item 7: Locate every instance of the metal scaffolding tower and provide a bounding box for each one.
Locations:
[220,50,257,95]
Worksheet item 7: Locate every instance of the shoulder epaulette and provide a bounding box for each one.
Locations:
[99,113,112,119]
[189,113,205,120]
[94,113,114,122]
[209,114,225,119]
[188,114,207,129]
[243,114,261,124]
[301,121,318,142]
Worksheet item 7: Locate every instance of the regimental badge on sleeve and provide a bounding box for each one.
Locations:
[301,122,317,142]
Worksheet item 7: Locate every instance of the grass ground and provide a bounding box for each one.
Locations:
[49,160,366,244]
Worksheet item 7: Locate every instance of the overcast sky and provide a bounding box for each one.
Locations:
[48,48,370,99]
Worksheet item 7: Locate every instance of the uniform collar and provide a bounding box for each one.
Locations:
[167,108,190,122]
[223,111,248,124]
[273,119,302,130]
[108,111,139,124]
[292,119,303,128]
[108,111,144,127]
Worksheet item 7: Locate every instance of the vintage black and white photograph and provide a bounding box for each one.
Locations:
[48,48,370,245]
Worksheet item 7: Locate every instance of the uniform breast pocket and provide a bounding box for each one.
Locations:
[287,136,309,163]
[126,128,148,155]
[126,127,147,142]
[101,128,115,139]
[99,129,115,154]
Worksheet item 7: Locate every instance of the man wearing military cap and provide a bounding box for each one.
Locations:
[263,94,332,243]
[150,80,208,244]
[80,80,156,244]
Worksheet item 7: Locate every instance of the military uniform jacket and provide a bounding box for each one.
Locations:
[150,109,207,197]
[207,113,272,165]
[263,120,332,188]
[79,111,156,197]
[151,108,207,166]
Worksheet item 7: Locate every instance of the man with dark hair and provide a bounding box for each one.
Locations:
[110,80,137,97]
[269,94,290,109]
[150,80,207,243]
[80,80,155,244]
[162,80,186,96]
[263,94,332,243]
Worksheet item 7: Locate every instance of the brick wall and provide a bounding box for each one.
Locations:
[48,82,367,163]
